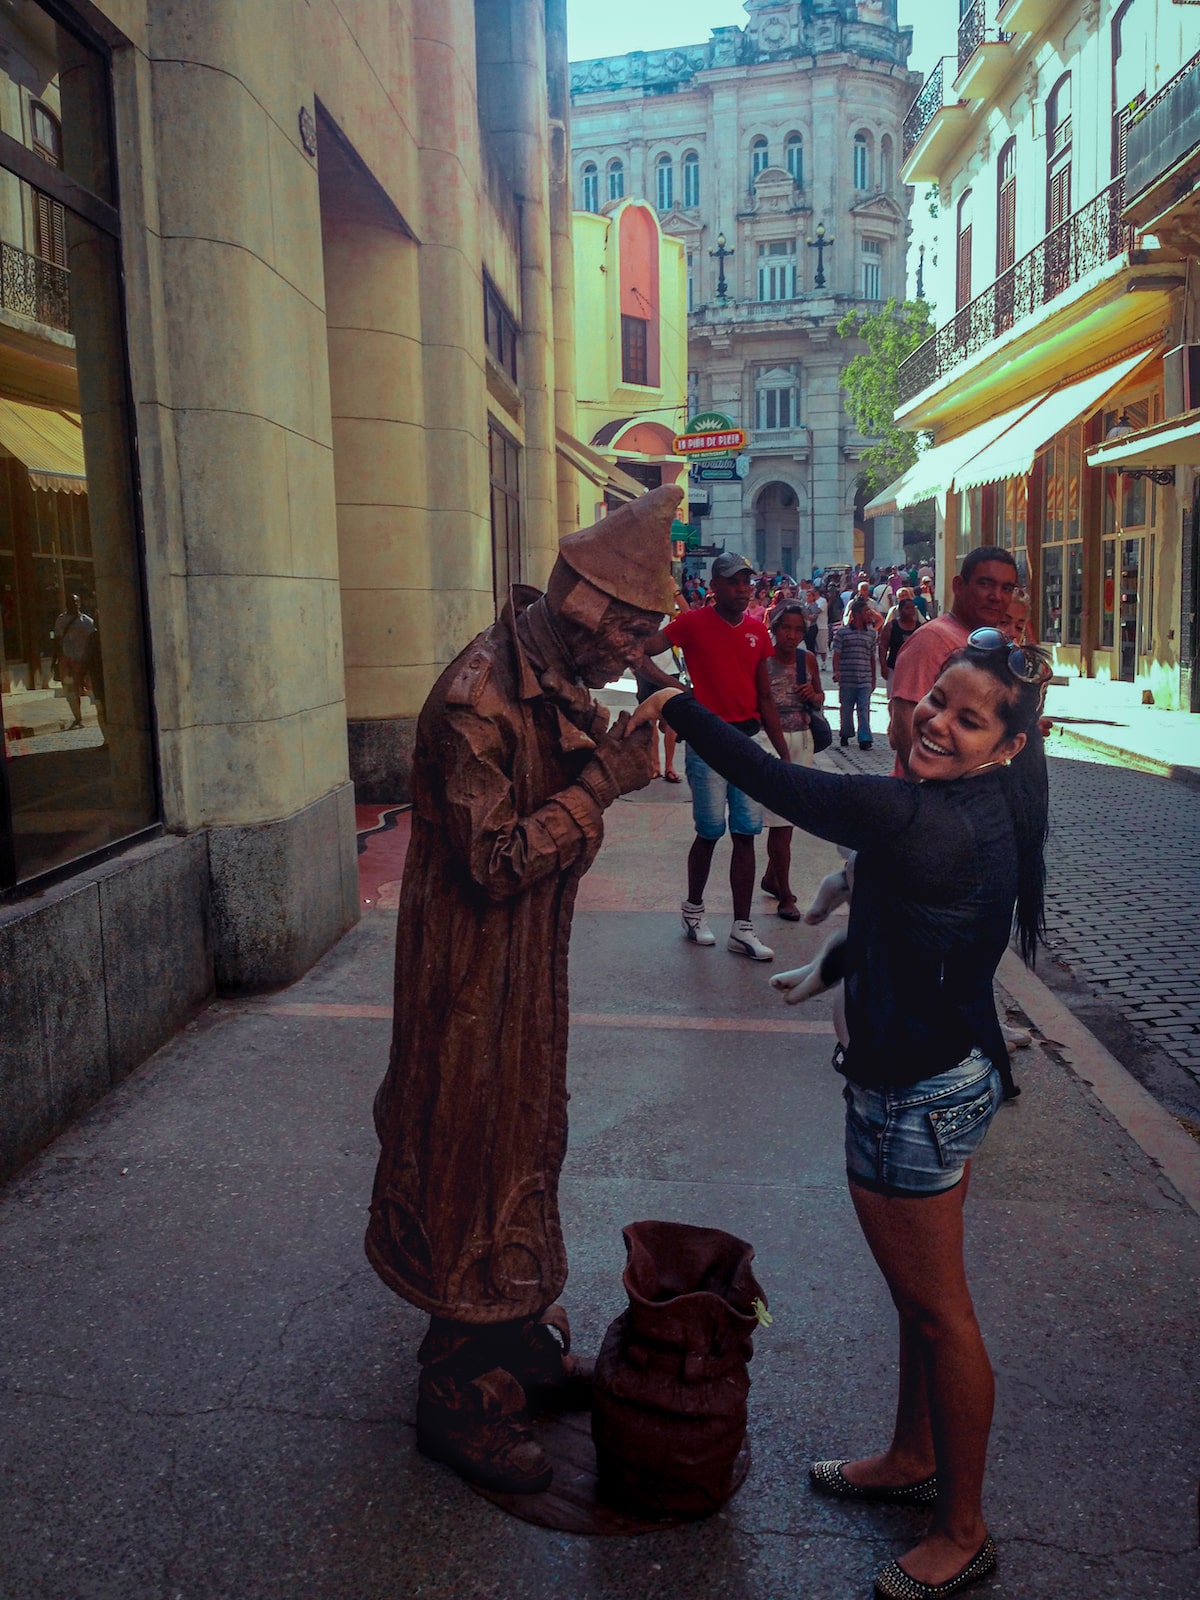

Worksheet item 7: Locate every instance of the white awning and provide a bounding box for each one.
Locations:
[955,348,1159,491]
[864,392,1045,518]
[1087,405,1200,469]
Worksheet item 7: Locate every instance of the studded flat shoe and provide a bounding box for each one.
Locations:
[873,1535,997,1599]
[809,1458,938,1507]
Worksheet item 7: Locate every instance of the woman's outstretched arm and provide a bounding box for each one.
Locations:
[640,690,919,853]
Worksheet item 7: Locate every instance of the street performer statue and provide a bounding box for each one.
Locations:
[366,484,682,1494]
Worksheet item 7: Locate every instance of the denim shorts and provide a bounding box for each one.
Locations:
[684,740,764,839]
[842,1049,1003,1198]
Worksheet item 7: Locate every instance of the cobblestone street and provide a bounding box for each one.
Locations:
[829,724,1200,1128]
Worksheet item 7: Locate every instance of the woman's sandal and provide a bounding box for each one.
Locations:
[873,1536,997,1599]
[809,1459,938,1507]
[664,770,682,783]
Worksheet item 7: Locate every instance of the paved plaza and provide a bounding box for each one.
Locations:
[0,774,1197,1600]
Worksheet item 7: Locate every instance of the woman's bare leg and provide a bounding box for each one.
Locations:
[844,1173,993,1585]
[764,826,796,912]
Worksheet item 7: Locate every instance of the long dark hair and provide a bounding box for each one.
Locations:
[944,643,1050,966]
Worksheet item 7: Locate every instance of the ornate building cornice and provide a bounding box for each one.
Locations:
[570,3,910,99]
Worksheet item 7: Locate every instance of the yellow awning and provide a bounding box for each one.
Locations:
[955,348,1159,491]
[0,396,87,493]
[1087,405,1200,469]
[864,392,1045,518]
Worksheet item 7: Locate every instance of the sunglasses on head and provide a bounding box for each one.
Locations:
[967,627,1053,685]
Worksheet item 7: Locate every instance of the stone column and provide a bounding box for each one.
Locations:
[147,0,358,988]
[544,0,581,541]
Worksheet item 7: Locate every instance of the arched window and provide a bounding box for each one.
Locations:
[955,188,973,310]
[750,136,769,189]
[785,133,803,187]
[683,150,700,209]
[996,138,1017,273]
[1112,0,1148,177]
[581,162,599,213]
[655,153,673,213]
[607,158,625,202]
[853,132,870,191]
[879,135,893,193]
[29,102,66,268]
[1046,73,1072,230]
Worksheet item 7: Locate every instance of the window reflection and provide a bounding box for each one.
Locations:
[0,3,155,887]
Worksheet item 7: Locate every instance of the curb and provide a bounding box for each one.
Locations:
[997,949,1200,1217]
[1050,725,1200,792]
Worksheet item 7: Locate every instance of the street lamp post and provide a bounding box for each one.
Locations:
[806,222,833,289]
[709,231,733,302]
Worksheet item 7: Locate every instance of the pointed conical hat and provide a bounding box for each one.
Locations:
[556,483,682,615]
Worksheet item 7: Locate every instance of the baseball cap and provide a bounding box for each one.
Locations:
[711,552,753,579]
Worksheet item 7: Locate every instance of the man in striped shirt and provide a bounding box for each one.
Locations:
[831,597,877,749]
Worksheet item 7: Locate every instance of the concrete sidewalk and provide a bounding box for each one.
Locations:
[1041,677,1200,788]
[1,782,1198,1600]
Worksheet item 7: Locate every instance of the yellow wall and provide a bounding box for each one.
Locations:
[571,201,688,510]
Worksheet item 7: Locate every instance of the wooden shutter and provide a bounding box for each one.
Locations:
[955,223,972,310]
[34,191,67,267]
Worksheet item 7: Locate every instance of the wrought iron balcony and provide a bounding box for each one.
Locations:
[903,56,946,159]
[0,241,70,333]
[1125,48,1200,220]
[957,1,1011,76]
[897,178,1135,405]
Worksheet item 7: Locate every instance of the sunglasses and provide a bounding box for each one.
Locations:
[967,627,1053,685]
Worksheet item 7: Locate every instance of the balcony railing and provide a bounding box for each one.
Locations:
[897,178,1134,404]
[1126,47,1200,209]
[0,241,70,333]
[903,57,946,157]
[957,0,1011,77]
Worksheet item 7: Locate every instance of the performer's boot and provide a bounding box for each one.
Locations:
[416,1319,553,1494]
[500,1303,595,1416]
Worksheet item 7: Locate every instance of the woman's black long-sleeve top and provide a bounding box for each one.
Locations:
[661,693,1016,1089]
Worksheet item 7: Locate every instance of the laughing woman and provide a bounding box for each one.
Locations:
[632,631,1050,1600]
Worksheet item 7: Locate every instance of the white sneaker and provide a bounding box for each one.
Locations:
[1001,1021,1032,1051]
[681,900,716,945]
[727,921,774,961]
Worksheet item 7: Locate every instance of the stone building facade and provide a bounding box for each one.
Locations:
[570,1,919,576]
[883,0,1200,711]
[0,0,589,1179]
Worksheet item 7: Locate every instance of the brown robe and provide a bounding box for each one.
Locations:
[366,588,612,1324]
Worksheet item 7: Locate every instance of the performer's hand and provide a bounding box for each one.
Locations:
[626,687,683,732]
[580,714,656,804]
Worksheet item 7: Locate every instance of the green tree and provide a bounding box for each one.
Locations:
[837,297,934,492]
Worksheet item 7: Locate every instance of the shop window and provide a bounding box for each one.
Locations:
[1041,546,1064,645]
[581,162,598,212]
[683,151,700,209]
[785,134,803,186]
[607,159,625,201]
[489,422,521,606]
[0,6,156,890]
[483,276,519,384]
